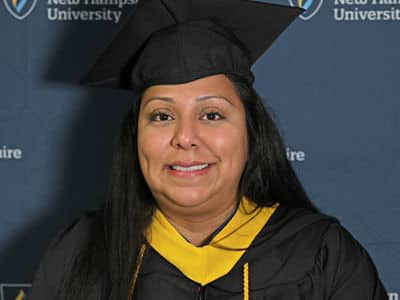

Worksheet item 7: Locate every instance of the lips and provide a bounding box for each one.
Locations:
[166,161,214,175]
[169,163,209,171]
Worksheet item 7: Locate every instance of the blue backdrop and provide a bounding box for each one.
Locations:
[0,0,399,299]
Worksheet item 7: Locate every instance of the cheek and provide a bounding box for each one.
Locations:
[137,127,171,175]
[210,125,248,168]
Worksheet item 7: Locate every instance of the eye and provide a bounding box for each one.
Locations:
[149,111,174,122]
[201,111,224,121]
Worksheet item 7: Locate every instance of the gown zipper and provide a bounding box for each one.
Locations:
[197,285,205,300]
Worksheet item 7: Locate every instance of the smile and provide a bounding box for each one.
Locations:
[166,162,214,177]
[169,164,209,172]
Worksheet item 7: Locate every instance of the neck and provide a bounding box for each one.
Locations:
[159,198,239,246]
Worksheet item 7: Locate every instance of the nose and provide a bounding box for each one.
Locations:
[170,118,199,150]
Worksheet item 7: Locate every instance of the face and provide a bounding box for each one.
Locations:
[137,74,248,216]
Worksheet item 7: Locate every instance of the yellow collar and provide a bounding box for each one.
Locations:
[146,196,279,286]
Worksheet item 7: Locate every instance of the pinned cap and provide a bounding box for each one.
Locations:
[80,0,303,93]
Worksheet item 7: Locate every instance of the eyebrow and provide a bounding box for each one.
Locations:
[142,95,233,106]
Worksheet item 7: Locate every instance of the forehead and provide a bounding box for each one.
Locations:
[141,74,240,105]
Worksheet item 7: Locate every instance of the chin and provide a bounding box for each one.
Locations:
[166,189,211,209]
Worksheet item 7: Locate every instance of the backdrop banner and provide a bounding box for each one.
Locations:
[0,0,399,299]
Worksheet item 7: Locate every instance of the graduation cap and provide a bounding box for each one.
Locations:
[80,0,303,93]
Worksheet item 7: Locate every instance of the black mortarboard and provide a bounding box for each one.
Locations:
[80,0,303,93]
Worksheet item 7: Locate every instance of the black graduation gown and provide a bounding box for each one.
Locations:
[29,204,388,300]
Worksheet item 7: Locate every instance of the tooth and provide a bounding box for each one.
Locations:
[172,164,209,171]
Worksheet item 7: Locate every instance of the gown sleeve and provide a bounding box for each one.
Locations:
[320,222,388,300]
[28,215,91,300]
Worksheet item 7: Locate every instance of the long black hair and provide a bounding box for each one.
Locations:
[61,73,318,299]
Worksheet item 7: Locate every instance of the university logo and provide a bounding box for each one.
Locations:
[0,284,31,300]
[3,0,37,20]
[288,0,324,20]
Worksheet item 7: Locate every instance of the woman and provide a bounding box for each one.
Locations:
[29,0,388,299]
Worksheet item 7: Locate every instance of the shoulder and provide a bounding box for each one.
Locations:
[42,211,97,267]
[317,219,385,295]
[29,211,98,300]
[249,206,387,297]
[49,211,96,250]
[268,205,373,267]
[261,204,341,242]
[275,206,388,298]
[250,205,343,279]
